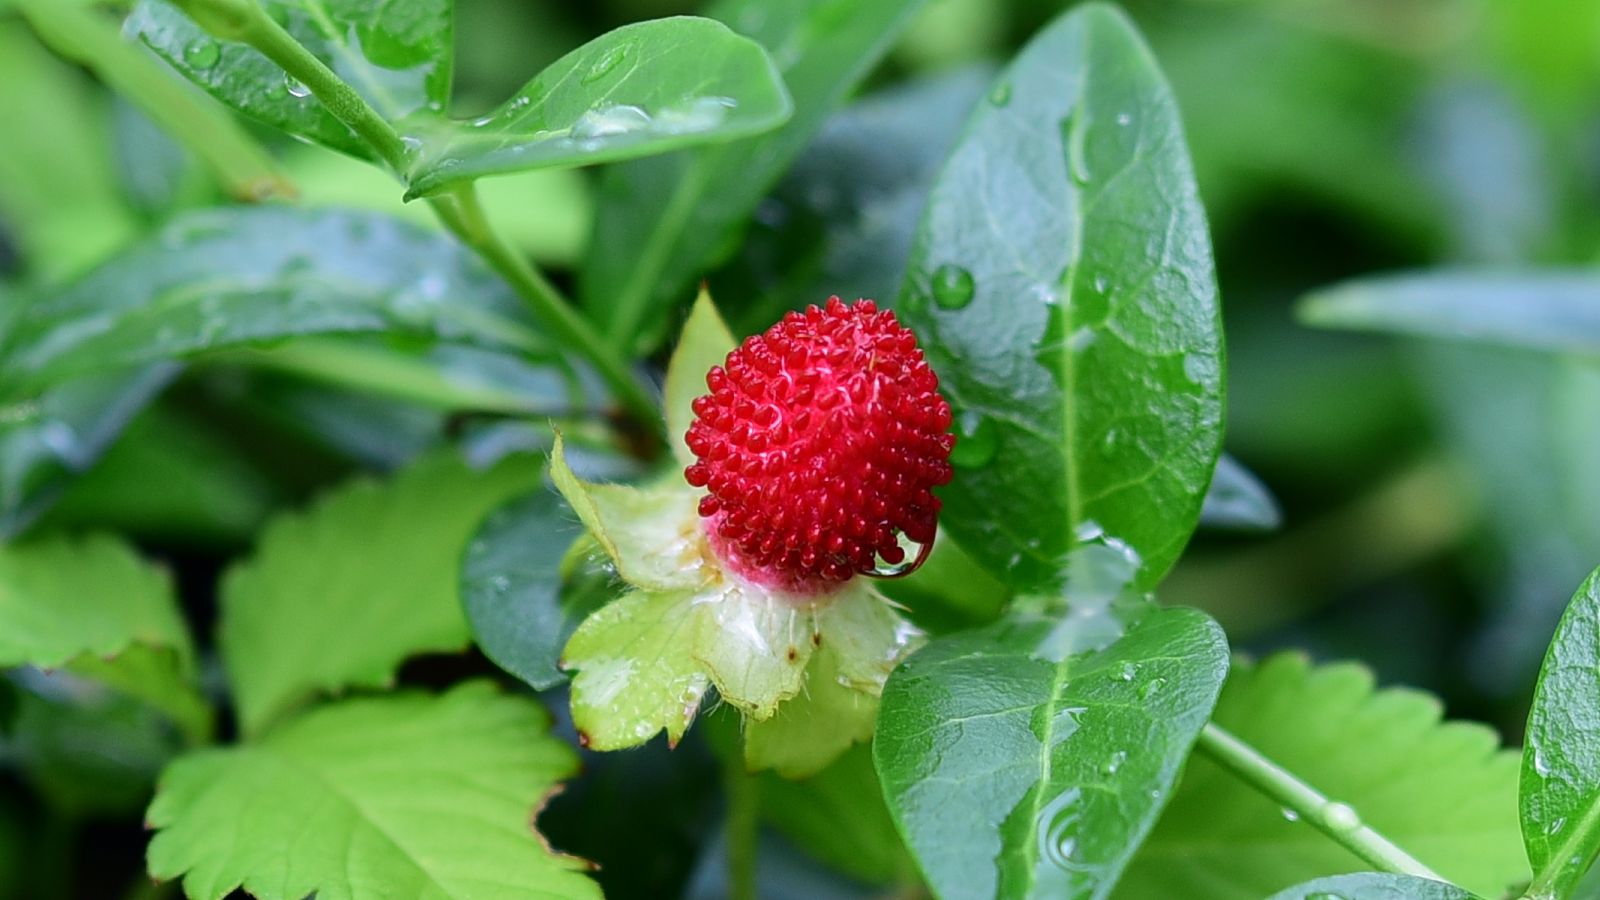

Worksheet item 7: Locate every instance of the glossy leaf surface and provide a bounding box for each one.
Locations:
[405,17,791,198]
[897,3,1224,591]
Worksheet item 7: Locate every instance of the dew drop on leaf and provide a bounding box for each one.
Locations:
[285,76,311,99]
[582,45,628,84]
[989,82,1013,107]
[931,264,976,310]
[183,40,220,69]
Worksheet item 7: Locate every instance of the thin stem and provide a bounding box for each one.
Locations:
[1195,723,1448,882]
[17,0,293,201]
[725,754,759,900]
[205,0,662,438]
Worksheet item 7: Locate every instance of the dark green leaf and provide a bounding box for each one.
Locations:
[897,3,1224,592]
[875,547,1229,900]
[1,365,175,537]
[1264,874,1482,900]
[128,0,452,158]
[1198,453,1281,532]
[1301,271,1600,355]
[146,682,600,900]
[718,65,993,336]
[1522,566,1600,897]
[1121,654,1525,899]
[222,449,542,736]
[461,488,615,692]
[760,744,915,886]
[581,0,931,352]
[0,207,541,396]
[404,17,792,198]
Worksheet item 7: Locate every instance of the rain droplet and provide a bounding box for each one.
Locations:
[1280,807,1300,822]
[989,82,1012,107]
[285,75,311,98]
[1533,747,1553,777]
[184,40,220,69]
[582,45,627,84]
[1092,274,1109,294]
[949,412,998,468]
[1113,661,1137,682]
[572,103,652,138]
[1100,750,1127,776]
[930,264,976,310]
[1138,677,1166,700]
[1116,112,1132,127]
[1063,105,1091,185]
[1317,802,1360,834]
[1547,816,1568,836]
[1036,788,1082,872]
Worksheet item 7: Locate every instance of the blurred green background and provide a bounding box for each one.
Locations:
[1,0,1597,897]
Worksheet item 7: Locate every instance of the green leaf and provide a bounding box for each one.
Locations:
[581,0,932,352]
[1198,453,1281,532]
[896,3,1224,593]
[1522,566,1600,898]
[403,17,792,199]
[1300,271,1600,355]
[1119,654,1527,900]
[0,207,543,397]
[0,533,208,741]
[1,365,176,537]
[221,449,541,736]
[561,587,710,750]
[1264,874,1483,900]
[461,489,613,692]
[128,0,451,158]
[875,588,1229,899]
[146,682,600,900]
[664,288,737,468]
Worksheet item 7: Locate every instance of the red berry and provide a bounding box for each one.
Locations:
[684,297,955,594]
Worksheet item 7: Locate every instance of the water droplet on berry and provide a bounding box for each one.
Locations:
[930,264,976,310]
[950,412,998,468]
[583,45,627,84]
[184,40,220,69]
[989,82,1012,107]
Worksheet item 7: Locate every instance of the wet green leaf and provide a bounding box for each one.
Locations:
[221,449,541,736]
[0,207,542,398]
[1120,654,1526,899]
[875,586,1228,899]
[128,0,452,158]
[0,533,208,741]
[1521,566,1600,898]
[897,3,1224,592]
[581,0,931,352]
[146,682,599,900]
[1300,271,1600,355]
[1263,874,1482,900]
[460,489,613,692]
[404,17,791,198]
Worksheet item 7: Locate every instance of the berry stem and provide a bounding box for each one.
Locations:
[725,752,760,900]
[1195,723,1447,881]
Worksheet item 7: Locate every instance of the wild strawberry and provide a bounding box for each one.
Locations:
[683,297,955,594]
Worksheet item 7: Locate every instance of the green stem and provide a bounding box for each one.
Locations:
[16,0,293,201]
[725,755,759,900]
[1195,723,1448,882]
[194,0,662,437]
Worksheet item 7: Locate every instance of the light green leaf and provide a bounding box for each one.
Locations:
[744,645,875,779]
[1264,874,1482,900]
[146,682,600,900]
[403,17,792,199]
[1522,566,1600,898]
[876,598,1229,899]
[664,288,737,468]
[1119,654,1527,900]
[1199,453,1281,532]
[0,207,543,398]
[1300,271,1600,355]
[561,587,711,750]
[128,0,452,158]
[549,435,709,592]
[0,533,208,741]
[461,490,613,692]
[582,0,932,352]
[221,449,541,736]
[896,3,1224,593]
